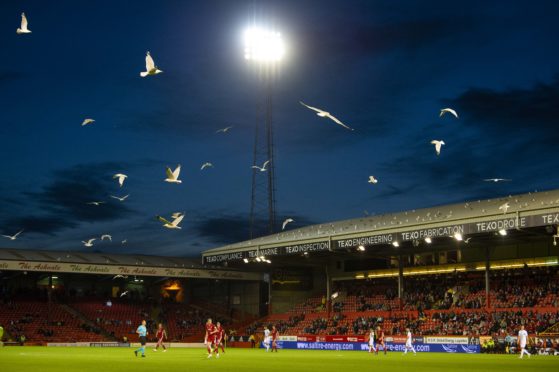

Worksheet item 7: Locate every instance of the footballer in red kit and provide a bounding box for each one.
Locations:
[153,323,167,352]
[271,325,279,352]
[214,322,226,354]
[375,326,387,355]
[205,318,219,358]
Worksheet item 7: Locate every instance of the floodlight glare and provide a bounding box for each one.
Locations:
[244,27,285,62]
[454,232,463,241]
[357,245,366,251]
[498,229,507,236]
[424,237,432,244]
[243,258,249,263]
[392,241,399,247]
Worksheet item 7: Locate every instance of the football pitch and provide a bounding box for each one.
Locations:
[1,347,557,372]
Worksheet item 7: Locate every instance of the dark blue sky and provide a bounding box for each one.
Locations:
[1,0,558,257]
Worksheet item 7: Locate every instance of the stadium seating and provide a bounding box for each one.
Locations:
[0,299,107,343]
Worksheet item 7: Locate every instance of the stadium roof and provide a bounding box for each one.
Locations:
[202,189,559,264]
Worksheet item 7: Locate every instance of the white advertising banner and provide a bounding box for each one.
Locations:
[424,336,469,345]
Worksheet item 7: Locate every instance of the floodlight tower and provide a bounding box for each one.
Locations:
[244,27,285,238]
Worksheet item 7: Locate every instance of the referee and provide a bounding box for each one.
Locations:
[134,320,148,358]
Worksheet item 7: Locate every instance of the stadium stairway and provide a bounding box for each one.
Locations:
[540,321,559,336]
[61,304,116,341]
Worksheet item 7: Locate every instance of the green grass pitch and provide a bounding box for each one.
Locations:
[1,347,557,372]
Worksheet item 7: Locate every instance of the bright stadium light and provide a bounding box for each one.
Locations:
[243,258,249,263]
[255,257,262,262]
[392,241,399,247]
[357,245,366,252]
[454,232,463,241]
[424,237,432,244]
[498,229,507,236]
[244,27,285,62]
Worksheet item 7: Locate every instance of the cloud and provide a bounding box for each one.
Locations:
[192,212,318,246]
[0,71,25,85]
[376,77,559,206]
[0,162,136,235]
[447,77,559,145]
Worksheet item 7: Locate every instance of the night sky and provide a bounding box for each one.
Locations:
[1,0,558,257]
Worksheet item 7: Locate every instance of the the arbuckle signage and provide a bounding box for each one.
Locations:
[0,260,261,281]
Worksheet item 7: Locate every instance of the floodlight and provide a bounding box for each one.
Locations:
[244,27,285,62]
[424,237,432,244]
[498,229,507,236]
[357,245,365,252]
[454,233,463,241]
[392,241,399,247]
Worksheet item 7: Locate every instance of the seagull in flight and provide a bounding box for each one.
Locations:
[140,51,163,77]
[120,291,129,298]
[121,239,127,245]
[368,176,378,184]
[300,101,354,131]
[17,13,31,34]
[110,194,129,202]
[171,212,184,219]
[113,173,127,187]
[201,162,213,170]
[82,238,96,247]
[282,218,294,230]
[440,108,458,119]
[81,118,95,126]
[164,165,182,183]
[431,140,445,156]
[216,126,233,134]
[252,160,270,172]
[2,229,24,240]
[87,201,105,206]
[499,202,510,214]
[484,178,511,183]
[156,214,184,229]
[101,234,112,242]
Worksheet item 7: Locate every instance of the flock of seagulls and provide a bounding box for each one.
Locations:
[4,11,516,249]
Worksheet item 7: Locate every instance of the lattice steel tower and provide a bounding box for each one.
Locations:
[244,27,284,238]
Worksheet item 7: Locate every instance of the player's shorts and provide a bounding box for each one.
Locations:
[369,341,375,347]
[520,343,526,348]
[264,337,271,345]
[139,336,147,346]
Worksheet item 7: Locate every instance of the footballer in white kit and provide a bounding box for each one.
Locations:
[263,326,271,352]
[403,328,416,355]
[518,325,531,359]
[368,328,376,353]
